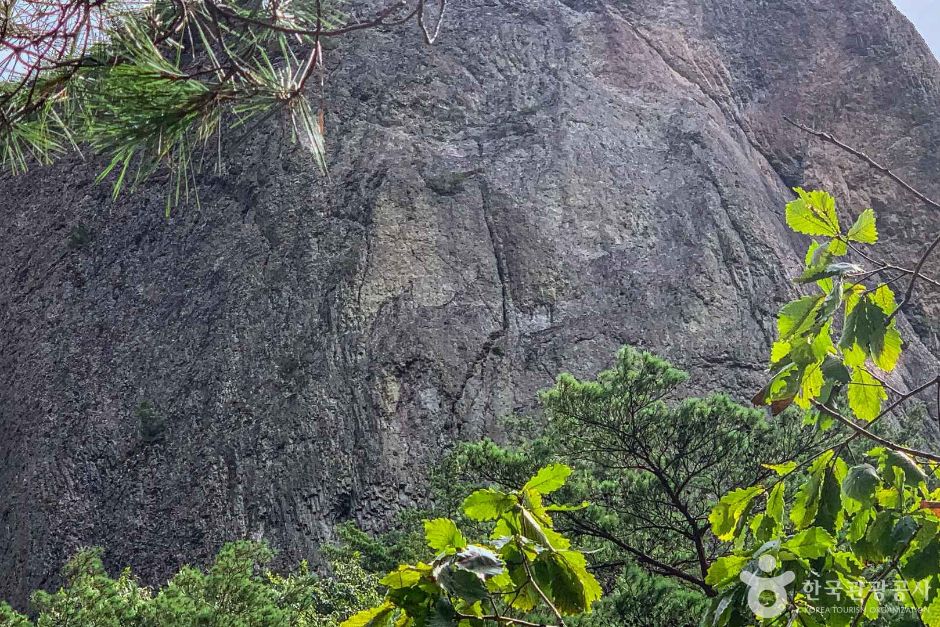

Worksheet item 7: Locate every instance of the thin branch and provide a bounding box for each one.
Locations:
[888,231,940,324]
[812,400,940,463]
[864,374,940,431]
[520,551,567,627]
[455,613,556,627]
[846,242,940,290]
[562,512,716,596]
[783,117,940,211]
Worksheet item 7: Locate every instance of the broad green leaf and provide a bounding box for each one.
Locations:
[843,343,866,368]
[923,594,940,627]
[749,512,771,542]
[885,450,928,487]
[901,538,940,581]
[811,323,836,360]
[710,486,763,541]
[766,481,785,528]
[763,461,797,476]
[462,489,516,521]
[782,527,835,559]
[778,295,823,340]
[827,238,848,256]
[791,451,833,530]
[820,355,851,383]
[794,361,824,409]
[870,284,897,315]
[805,239,828,266]
[846,208,878,243]
[805,240,840,289]
[754,363,803,414]
[847,506,873,543]
[839,300,888,359]
[424,519,466,552]
[847,366,886,421]
[436,566,489,604]
[381,564,431,589]
[855,511,896,562]
[523,464,572,495]
[815,463,845,532]
[707,592,740,627]
[786,188,841,236]
[798,244,832,282]
[500,544,540,612]
[486,570,513,592]
[770,341,791,364]
[844,285,867,321]
[830,550,863,575]
[891,515,919,549]
[705,555,749,588]
[532,550,602,615]
[860,581,880,621]
[519,506,553,548]
[842,464,880,505]
[872,327,901,372]
[752,482,786,542]
[427,599,458,627]
[342,602,397,627]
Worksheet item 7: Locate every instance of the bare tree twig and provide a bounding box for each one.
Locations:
[783,116,940,211]
[864,374,940,431]
[520,551,568,627]
[847,241,940,289]
[888,231,940,323]
[562,512,716,596]
[812,399,940,463]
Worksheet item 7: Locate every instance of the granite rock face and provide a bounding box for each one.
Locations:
[1,0,938,605]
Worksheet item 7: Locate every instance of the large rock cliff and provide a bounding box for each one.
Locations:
[1,0,938,605]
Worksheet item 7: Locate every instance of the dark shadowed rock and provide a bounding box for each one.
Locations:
[1,0,938,606]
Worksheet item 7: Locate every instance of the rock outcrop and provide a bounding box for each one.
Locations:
[1,0,938,605]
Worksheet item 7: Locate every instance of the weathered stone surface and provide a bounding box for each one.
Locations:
[1,0,938,605]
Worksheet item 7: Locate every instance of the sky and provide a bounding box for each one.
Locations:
[893,0,940,57]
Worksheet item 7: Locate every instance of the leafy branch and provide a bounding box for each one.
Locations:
[342,464,602,627]
[704,125,940,625]
[784,116,940,324]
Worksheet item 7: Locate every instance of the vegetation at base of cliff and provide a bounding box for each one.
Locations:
[0,542,380,626]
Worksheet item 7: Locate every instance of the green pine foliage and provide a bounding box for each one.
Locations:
[0,0,346,212]
[402,346,821,626]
